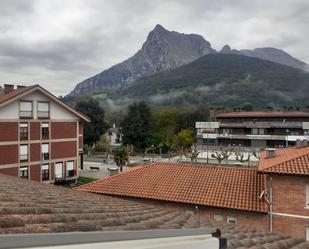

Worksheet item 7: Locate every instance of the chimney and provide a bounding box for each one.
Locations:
[4,84,14,94]
[265,148,276,159]
[17,85,26,89]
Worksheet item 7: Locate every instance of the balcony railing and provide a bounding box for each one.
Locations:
[42,132,49,140]
[19,111,32,119]
[42,172,49,181]
[19,154,28,162]
[42,153,49,161]
[20,133,28,141]
[38,111,50,119]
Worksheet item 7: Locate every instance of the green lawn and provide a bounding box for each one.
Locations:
[78,176,98,185]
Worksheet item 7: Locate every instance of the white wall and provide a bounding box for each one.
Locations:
[0,90,78,120]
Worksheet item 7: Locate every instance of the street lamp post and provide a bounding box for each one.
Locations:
[206,132,209,164]
[151,145,155,163]
[286,129,290,147]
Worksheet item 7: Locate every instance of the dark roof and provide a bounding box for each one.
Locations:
[0,174,208,234]
[216,111,309,118]
[76,163,268,213]
[0,85,89,122]
[259,147,309,176]
[0,85,37,104]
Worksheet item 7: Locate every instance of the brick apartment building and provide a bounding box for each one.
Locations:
[77,146,309,240]
[0,84,89,183]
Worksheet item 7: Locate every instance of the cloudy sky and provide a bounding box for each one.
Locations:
[0,0,308,96]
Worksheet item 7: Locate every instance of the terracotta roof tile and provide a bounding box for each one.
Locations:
[0,85,37,104]
[0,173,209,234]
[76,163,267,213]
[258,147,309,175]
[216,111,309,118]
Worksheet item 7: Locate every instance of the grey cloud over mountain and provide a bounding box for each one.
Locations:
[0,0,308,95]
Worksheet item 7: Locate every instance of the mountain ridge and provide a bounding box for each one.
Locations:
[68,24,309,97]
[101,53,309,108]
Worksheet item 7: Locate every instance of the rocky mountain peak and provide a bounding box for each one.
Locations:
[68,25,215,96]
[220,44,232,53]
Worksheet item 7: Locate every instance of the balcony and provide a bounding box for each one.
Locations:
[19,132,28,141]
[19,111,33,119]
[19,154,28,162]
[38,111,50,119]
[219,121,303,129]
[42,153,49,161]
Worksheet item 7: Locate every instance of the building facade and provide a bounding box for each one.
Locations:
[0,84,89,183]
[105,124,123,147]
[196,112,309,148]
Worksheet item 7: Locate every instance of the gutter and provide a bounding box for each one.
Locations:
[0,228,227,249]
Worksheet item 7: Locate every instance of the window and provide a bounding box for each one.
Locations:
[42,123,49,139]
[20,145,28,162]
[66,161,75,177]
[19,123,28,140]
[41,144,49,161]
[20,101,32,118]
[227,216,237,225]
[252,128,258,135]
[41,164,49,181]
[38,102,50,119]
[19,166,28,179]
[214,214,223,222]
[55,162,63,179]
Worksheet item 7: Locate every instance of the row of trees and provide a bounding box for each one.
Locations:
[121,101,208,154]
[75,98,209,159]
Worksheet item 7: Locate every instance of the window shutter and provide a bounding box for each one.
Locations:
[67,161,74,171]
[20,101,32,111]
[38,102,49,111]
[42,144,49,153]
[42,164,49,170]
[20,145,28,154]
[55,163,63,178]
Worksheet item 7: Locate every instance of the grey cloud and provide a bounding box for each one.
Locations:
[0,0,308,95]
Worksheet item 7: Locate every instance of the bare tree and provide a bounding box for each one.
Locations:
[211,147,233,165]
[184,145,200,163]
[235,151,252,166]
[252,150,261,160]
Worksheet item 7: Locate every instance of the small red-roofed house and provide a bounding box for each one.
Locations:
[258,146,309,240]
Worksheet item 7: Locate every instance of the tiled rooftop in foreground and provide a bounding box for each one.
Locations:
[0,174,207,234]
[1,173,309,248]
[76,163,267,213]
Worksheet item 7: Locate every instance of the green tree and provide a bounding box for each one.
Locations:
[173,129,195,158]
[76,98,107,146]
[121,101,153,150]
[113,147,129,172]
[153,107,178,137]
[176,129,195,148]
[175,106,209,132]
